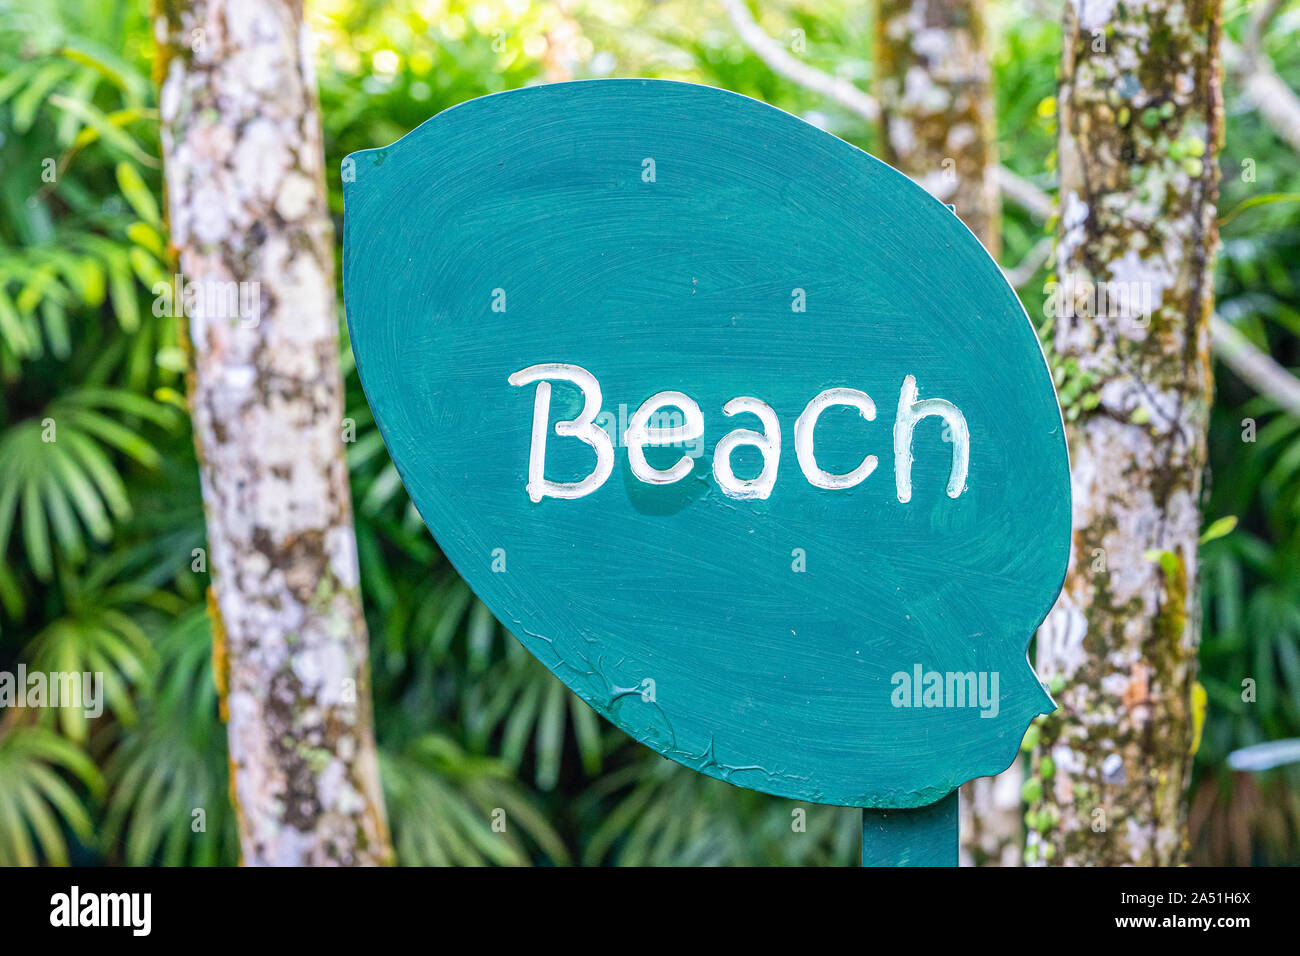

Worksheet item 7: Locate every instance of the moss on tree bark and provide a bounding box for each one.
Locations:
[155,0,393,865]
[1029,0,1222,866]
[875,0,1002,259]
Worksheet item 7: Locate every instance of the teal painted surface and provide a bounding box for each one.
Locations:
[861,792,958,866]
[342,79,1069,809]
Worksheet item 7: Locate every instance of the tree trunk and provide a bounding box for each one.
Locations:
[155,0,393,865]
[874,0,1002,259]
[875,0,1020,865]
[1028,0,1222,866]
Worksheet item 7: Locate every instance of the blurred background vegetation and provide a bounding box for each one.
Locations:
[0,0,1296,865]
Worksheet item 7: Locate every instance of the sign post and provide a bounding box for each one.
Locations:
[342,79,1071,866]
[862,792,958,867]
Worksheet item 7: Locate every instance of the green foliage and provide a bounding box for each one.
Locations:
[582,756,860,866]
[381,735,571,865]
[0,388,173,582]
[0,0,1296,866]
[98,607,235,866]
[0,723,102,866]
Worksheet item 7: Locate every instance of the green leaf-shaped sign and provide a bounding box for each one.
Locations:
[343,80,1069,809]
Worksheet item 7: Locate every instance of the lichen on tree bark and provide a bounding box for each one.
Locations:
[1029,0,1222,866]
[155,0,393,865]
[875,0,1002,259]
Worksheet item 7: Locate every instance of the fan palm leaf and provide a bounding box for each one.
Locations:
[0,720,102,865]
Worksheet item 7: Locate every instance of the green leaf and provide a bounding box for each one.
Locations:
[1143,548,1182,579]
[0,61,38,105]
[21,476,53,580]
[47,93,159,167]
[125,220,165,256]
[12,61,73,133]
[116,163,160,225]
[0,288,37,356]
[103,249,140,333]
[58,39,151,105]
[1200,515,1238,545]
[1218,193,1300,229]
[0,727,102,865]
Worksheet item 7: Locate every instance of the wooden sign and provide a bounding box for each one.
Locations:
[342,79,1071,864]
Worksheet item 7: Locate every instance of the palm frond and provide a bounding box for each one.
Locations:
[381,735,569,866]
[0,721,102,866]
[0,387,173,582]
[98,606,237,865]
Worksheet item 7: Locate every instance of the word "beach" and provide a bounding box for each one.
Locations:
[508,363,970,503]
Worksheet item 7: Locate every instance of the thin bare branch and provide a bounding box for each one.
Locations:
[1222,0,1300,157]
[996,166,1055,221]
[997,267,1300,418]
[1002,235,1054,287]
[1246,0,1287,53]
[717,0,1056,221]
[716,0,880,121]
[1211,316,1300,418]
[1232,48,1300,155]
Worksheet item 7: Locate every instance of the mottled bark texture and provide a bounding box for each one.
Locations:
[874,0,1002,259]
[958,759,1024,866]
[1029,0,1222,865]
[875,0,1019,865]
[155,0,393,865]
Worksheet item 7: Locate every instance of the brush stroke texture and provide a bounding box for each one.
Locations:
[342,79,1069,808]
